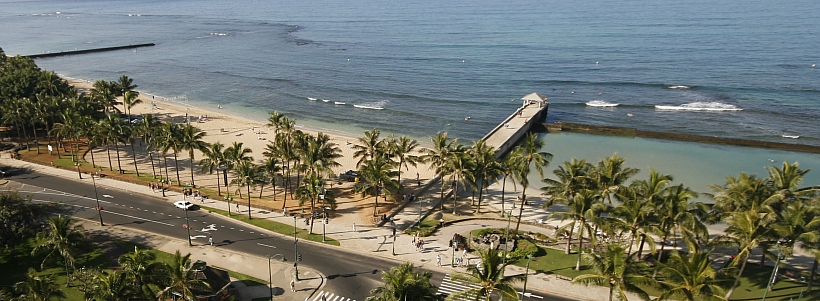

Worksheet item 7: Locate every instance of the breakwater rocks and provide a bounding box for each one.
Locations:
[546,122,820,154]
[25,43,156,59]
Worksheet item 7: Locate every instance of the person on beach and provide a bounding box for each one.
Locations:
[436,254,441,266]
[290,279,295,292]
[352,223,356,232]
[208,236,214,246]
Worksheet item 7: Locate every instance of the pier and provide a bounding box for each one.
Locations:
[24,43,155,59]
[482,92,549,157]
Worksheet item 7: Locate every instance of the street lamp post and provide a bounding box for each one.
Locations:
[293,215,300,281]
[75,163,82,179]
[451,241,457,266]
[522,254,534,299]
[267,254,286,301]
[91,173,103,226]
[184,206,192,246]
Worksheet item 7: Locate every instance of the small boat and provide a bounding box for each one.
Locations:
[586,100,619,107]
[307,97,317,101]
[334,101,346,105]
[782,134,800,139]
[322,99,331,103]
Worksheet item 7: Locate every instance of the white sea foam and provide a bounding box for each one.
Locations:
[307,97,317,101]
[655,102,742,111]
[781,134,800,139]
[354,100,387,110]
[586,100,619,107]
[668,85,691,89]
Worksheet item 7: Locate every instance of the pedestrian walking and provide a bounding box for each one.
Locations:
[208,236,214,246]
[283,207,288,216]
[419,239,424,251]
[412,233,417,245]
[352,223,356,232]
[290,279,295,292]
[436,254,441,266]
[236,203,239,210]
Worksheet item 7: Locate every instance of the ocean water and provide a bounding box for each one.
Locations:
[2,0,819,189]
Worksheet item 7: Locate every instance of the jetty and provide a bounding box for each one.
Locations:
[24,43,155,59]
[482,92,550,157]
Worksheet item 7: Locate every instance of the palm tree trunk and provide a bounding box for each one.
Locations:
[477,180,484,213]
[373,188,380,216]
[114,142,123,172]
[247,185,252,219]
[452,181,458,215]
[808,259,817,292]
[627,229,637,256]
[216,172,222,196]
[30,120,39,154]
[173,152,181,185]
[636,235,646,259]
[131,143,140,177]
[725,255,750,299]
[501,176,507,214]
[566,224,575,254]
[106,145,114,171]
[259,181,265,199]
[514,190,527,234]
[163,156,169,183]
[149,152,156,178]
[89,145,96,168]
[576,218,585,271]
[309,196,315,234]
[189,155,196,187]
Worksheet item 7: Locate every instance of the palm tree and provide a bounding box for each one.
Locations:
[90,79,119,113]
[231,160,260,219]
[367,263,438,301]
[13,268,66,301]
[178,124,209,186]
[469,140,500,213]
[353,128,383,167]
[199,142,226,196]
[118,246,165,299]
[122,90,142,118]
[93,270,139,301]
[295,173,326,234]
[266,111,285,136]
[611,186,655,256]
[31,215,84,285]
[224,141,254,192]
[450,248,524,301]
[159,122,184,185]
[717,209,776,299]
[156,251,211,301]
[593,154,639,205]
[654,184,707,265]
[387,135,422,189]
[444,143,472,214]
[259,156,282,198]
[499,154,521,215]
[136,114,162,178]
[656,246,730,301]
[355,155,399,216]
[550,189,604,269]
[423,132,457,209]
[630,169,674,259]
[572,243,656,301]
[299,132,342,178]
[510,132,552,234]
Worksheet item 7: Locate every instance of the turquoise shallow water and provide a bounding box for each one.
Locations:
[534,132,820,202]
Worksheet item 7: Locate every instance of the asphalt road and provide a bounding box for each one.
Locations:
[2,169,575,301]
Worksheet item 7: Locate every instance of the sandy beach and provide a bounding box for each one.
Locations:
[65,78,438,224]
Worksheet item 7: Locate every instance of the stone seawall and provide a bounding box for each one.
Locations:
[547,122,820,154]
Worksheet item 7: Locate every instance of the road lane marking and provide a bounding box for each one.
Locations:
[256,243,276,249]
[31,199,174,227]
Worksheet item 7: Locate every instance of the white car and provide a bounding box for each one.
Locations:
[174,200,196,210]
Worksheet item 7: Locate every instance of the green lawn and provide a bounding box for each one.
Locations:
[202,205,340,246]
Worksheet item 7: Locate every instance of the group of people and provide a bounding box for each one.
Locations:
[412,232,425,251]
[183,188,206,202]
[401,193,418,202]
[148,182,164,192]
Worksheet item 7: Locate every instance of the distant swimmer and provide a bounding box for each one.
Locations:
[599,92,604,95]
[217,104,222,109]
[446,123,451,126]
[769,159,775,162]
[462,60,465,63]
[813,64,816,68]
[596,61,599,65]
[347,58,350,62]
[571,91,575,94]
[627,113,633,117]
[465,116,471,120]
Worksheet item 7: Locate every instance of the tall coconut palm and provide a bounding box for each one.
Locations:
[368,263,438,301]
[387,135,421,189]
[231,160,260,219]
[156,251,211,301]
[30,215,84,285]
[224,141,253,182]
[178,124,209,186]
[656,246,730,301]
[611,185,655,256]
[295,173,326,234]
[266,111,285,137]
[90,80,119,113]
[630,169,674,259]
[550,189,605,269]
[511,132,552,234]
[259,156,282,199]
[499,154,521,215]
[92,270,139,301]
[136,114,162,178]
[299,132,342,178]
[266,136,295,206]
[443,143,472,215]
[199,142,226,196]
[654,184,707,264]
[469,140,500,213]
[708,173,771,222]
[353,128,383,167]
[13,268,66,301]
[572,243,656,301]
[423,132,457,209]
[355,155,399,216]
[118,246,165,299]
[593,154,639,205]
[122,90,142,118]
[450,248,524,301]
[717,209,776,299]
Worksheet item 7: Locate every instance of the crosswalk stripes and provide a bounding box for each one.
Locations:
[436,274,483,301]
[312,290,356,301]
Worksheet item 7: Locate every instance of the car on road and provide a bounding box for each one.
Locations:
[174,200,197,210]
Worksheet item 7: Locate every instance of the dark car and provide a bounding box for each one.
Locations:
[339,170,359,182]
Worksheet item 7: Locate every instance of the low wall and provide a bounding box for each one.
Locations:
[547,122,820,154]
